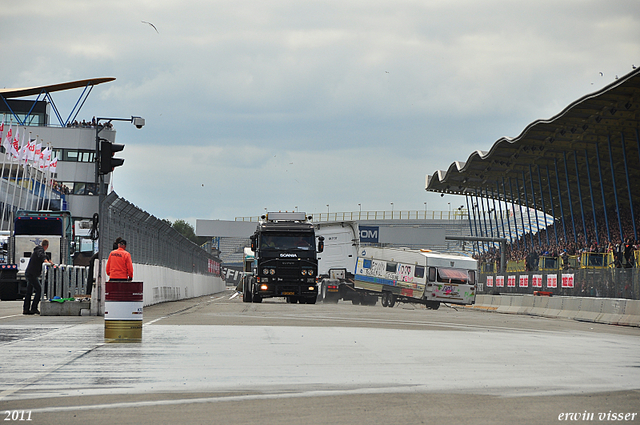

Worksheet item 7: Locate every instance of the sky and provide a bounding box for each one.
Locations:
[2,0,639,224]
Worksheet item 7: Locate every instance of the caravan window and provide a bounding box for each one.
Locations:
[468,270,476,284]
[437,268,470,284]
[386,262,397,273]
[414,266,425,279]
[428,267,436,282]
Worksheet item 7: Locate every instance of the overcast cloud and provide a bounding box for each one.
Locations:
[2,0,639,222]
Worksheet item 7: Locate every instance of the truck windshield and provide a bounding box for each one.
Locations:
[260,233,315,251]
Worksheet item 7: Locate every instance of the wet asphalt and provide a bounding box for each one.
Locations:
[1,290,639,425]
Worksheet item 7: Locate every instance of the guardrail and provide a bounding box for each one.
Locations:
[42,264,90,299]
[236,210,471,222]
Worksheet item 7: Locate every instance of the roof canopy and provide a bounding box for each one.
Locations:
[0,77,115,127]
[0,77,115,99]
[426,68,640,229]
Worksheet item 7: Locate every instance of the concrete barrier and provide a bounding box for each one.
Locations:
[619,300,640,327]
[495,296,517,314]
[530,296,550,317]
[471,294,640,327]
[541,297,564,319]
[599,299,627,325]
[41,300,91,316]
[557,297,582,320]
[574,297,604,323]
[519,295,535,315]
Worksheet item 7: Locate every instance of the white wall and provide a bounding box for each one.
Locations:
[92,261,226,315]
[135,263,226,306]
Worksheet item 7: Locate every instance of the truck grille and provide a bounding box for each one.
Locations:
[278,267,300,278]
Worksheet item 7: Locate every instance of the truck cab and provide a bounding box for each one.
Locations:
[243,212,324,304]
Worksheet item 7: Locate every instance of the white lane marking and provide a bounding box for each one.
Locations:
[26,385,426,413]
[0,314,22,320]
[144,293,230,325]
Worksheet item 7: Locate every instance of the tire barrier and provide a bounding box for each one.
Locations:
[470,294,640,327]
[104,281,143,342]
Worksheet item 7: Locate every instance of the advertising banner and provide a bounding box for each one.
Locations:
[562,273,575,288]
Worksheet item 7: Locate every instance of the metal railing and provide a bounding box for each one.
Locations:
[235,210,471,222]
[42,264,90,299]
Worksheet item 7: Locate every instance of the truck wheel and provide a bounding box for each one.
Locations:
[381,292,389,307]
[252,294,262,303]
[305,296,317,305]
[351,295,361,305]
[325,295,339,304]
[387,293,396,308]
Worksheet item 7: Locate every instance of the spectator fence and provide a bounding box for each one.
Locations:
[100,192,220,275]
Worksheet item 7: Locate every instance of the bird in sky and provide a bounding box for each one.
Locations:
[141,21,159,33]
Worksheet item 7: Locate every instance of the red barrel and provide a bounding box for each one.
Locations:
[104,281,143,342]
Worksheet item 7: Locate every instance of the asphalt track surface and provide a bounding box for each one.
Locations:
[1,289,639,425]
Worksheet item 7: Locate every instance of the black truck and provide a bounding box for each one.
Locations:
[242,212,323,304]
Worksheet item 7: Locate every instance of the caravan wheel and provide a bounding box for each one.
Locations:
[387,293,396,308]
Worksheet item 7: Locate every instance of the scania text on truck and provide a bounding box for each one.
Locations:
[242,212,324,304]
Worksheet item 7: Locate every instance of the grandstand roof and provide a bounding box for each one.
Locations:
[426,68,640,222]
[0,77,115,99]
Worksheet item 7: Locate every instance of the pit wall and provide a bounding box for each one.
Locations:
[92,261,225,315]
[470,294,640,327]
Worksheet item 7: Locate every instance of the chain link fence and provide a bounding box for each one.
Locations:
[480,268,640,300]
[100,192,219,275]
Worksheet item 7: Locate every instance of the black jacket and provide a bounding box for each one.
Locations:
[25,245,48,276]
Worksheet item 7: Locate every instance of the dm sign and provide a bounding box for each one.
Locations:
[359,226,379,243]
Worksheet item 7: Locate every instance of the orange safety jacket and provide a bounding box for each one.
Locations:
[106,247,134,280]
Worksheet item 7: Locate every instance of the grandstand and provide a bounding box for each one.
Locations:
[426,67,640,299]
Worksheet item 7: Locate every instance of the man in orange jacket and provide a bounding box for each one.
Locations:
[106,239,133,281]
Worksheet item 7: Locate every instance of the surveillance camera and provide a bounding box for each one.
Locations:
[132,117,145,129]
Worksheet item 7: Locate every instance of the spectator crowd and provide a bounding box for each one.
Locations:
[66,117,113,129]
[474,207,638,270]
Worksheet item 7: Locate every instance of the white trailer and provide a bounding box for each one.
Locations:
[354,246,477,309]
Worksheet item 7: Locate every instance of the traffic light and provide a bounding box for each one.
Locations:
[99,140,125,174]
